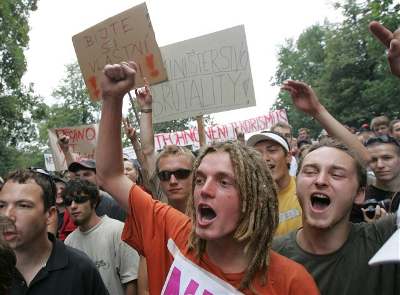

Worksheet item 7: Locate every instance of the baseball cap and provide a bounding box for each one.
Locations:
[68,158,96,172]
[246,131,290,152]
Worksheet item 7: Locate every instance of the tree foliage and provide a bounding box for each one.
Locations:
[272,0,400,137]
[0,0,44,176]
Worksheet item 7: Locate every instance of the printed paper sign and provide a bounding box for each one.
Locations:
[48,124,99,171]
[161,239,243,294]
[154,109,287,150]
[72,2,167,100]
[151,25,256,123]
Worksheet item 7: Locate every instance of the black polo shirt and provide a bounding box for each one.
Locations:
[11,234,109,295]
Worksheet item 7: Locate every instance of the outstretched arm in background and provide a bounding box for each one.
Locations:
[281,80,371,167]
[57,135,78,167]
[96,61,138,211]
[123,118,151,190]
[135,78,158,178]
[369,21,400,78]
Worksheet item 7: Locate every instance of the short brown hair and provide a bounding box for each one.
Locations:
[370,115,390,131]
[155,145,195,174]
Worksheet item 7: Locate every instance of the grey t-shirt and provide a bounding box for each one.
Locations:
[96,190,126,222]
[273,216,400,295]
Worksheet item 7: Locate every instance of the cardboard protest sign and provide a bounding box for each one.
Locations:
[151,25,256,123]
[72,2,167,100]
[48,124,99,171]
[161,239,243,294]
[154,109,287,150]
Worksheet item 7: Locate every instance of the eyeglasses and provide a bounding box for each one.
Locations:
[157,169,192,181]
[29,167,56,205]
[364,135,400,147]
[63,195,90,206]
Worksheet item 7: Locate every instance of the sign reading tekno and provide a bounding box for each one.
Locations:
[151,25,256,123]
[72,2,167,100]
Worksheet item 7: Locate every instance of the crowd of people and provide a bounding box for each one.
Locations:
[0,21,399,295]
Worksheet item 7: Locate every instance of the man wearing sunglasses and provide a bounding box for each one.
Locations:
[64,179,139,295]
[0,169,109,295]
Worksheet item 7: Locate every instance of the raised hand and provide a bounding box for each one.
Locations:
[122,117,137,141]
[57,134,70,152]
[281,80,323,116]
[135,77,152,109]
[369,21,400,78]
[101,61,138,100]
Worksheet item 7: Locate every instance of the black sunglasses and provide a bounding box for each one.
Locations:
[64,195,90,206]
[364,135,400,147]
[157,169,192,181]
[29,167,56,205]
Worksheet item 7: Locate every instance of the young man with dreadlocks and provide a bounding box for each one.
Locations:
[95,61,319,294]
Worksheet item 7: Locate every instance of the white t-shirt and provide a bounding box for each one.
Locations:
[65,215,139,295]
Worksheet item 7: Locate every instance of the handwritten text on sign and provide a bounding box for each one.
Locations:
[72,2,167,100]
[154,109,287,150]
[151,25,255,123]
[48,124,99,171]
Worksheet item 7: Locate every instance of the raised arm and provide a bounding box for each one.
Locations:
[96,61,138,211]
[369,21,400,78]
[281,80,371,167]
[123,118,151,190]
[135,78,157,177]
[57,135,78,167]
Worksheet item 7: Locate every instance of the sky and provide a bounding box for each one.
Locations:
[23,0,342,125]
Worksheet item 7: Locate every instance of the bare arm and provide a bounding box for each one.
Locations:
[96,61,138,211]
[136,78,157,177]
[281,80,371,167]
[369,21,400,78]
[124,280,137,295]
[57,135,78,167]
[123,118,151,190]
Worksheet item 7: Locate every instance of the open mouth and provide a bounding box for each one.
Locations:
[311,193,331,211]
[198,204,217,223]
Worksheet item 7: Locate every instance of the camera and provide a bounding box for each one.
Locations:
[361,198,391,219]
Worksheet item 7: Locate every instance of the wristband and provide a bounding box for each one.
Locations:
[141,108,152,113]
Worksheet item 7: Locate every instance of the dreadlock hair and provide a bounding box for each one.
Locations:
[187,141,279,291]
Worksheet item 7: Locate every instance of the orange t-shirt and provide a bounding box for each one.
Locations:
[122,185,319,295]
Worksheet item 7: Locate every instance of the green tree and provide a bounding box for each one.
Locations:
[272,0,400,138]
[37,62,101,144]
[0,0,46,176]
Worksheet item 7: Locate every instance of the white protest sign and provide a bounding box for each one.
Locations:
[161,239,243,294]
[72,2,167,100]
[48,124,99,171]
[44,154,56,172]
[151,25,255,123]
[154,109,287,150]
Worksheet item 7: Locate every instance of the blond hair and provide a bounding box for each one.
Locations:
[187,141,279,290]
[155,145,195,174]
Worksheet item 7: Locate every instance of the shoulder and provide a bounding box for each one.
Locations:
[269,250,319,294]
[272,231,297,252]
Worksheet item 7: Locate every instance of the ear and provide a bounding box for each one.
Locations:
[354,187,365,205]
[46,206,58,226]
[286,151,292,165]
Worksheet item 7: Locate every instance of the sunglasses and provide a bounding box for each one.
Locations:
[157,169,192,181]
[63,195,90,206]
[364,135,400,147]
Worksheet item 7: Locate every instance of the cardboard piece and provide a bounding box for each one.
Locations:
[72,2,167,100]
[153,109,287,150]
[48,124,99,171]
[369,228,400,265]
[151,25,256,123]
